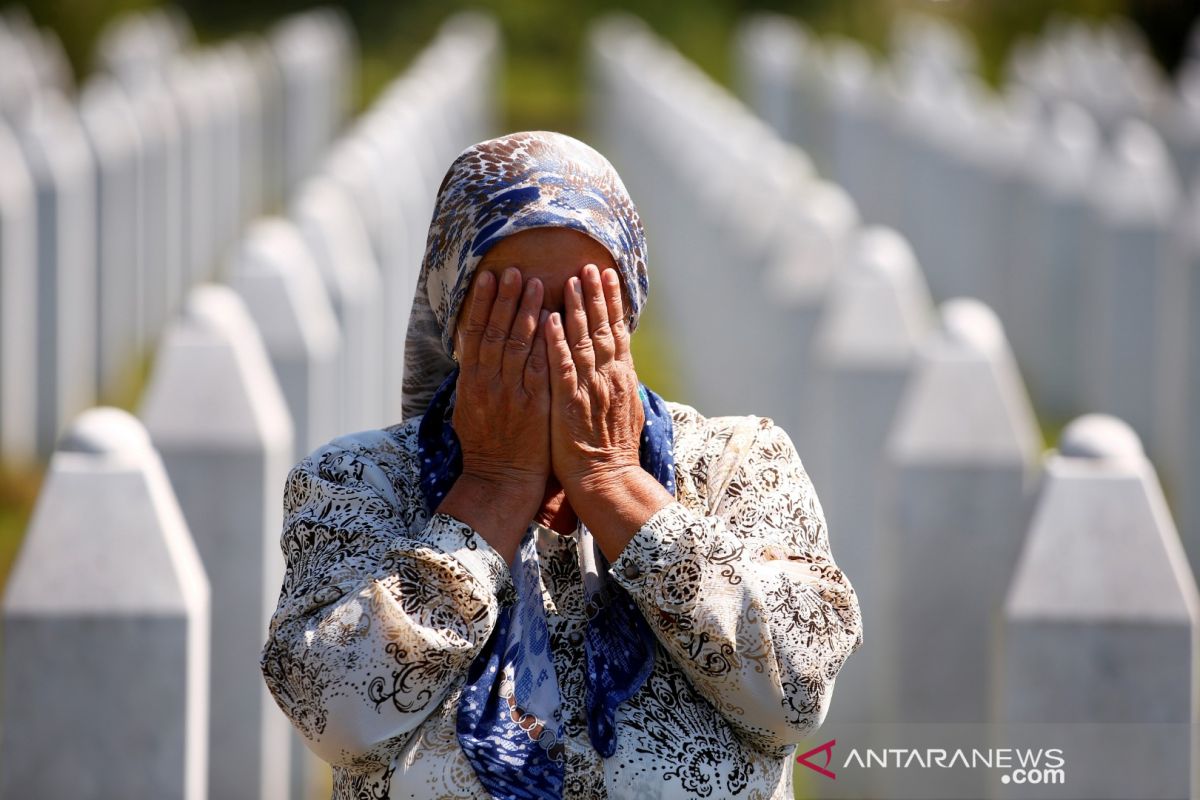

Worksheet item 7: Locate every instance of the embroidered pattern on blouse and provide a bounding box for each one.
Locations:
[261,400,863,799]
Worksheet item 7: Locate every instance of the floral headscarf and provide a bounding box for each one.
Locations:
[402,131,676,800]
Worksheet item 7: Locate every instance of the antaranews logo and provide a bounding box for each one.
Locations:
[796,739,838,780]
[796,739,1067,787]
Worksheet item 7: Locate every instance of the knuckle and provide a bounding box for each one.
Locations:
[504,334,531,353]
[482,324,508,344]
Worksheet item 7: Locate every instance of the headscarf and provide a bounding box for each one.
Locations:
[402,131,676,800]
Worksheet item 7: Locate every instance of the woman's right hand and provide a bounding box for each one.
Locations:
[437,266,550,564]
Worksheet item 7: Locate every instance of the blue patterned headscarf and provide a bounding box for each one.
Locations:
[402,131,676,800]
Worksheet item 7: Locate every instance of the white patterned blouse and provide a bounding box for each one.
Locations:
[260,399,864,799]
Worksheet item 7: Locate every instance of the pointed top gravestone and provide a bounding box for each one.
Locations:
[1,406,209,800]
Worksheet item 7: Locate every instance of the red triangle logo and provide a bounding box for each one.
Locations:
[796,739,837,780]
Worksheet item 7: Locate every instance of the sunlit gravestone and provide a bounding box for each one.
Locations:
[119,76,185,343]
[17,91,98,458]
[140,284,293,800]
[762,180,858,454]
[228,217,340,459]
[810,226,933,727]
[1157,174,1200,578]
[1083,119,1180,457]
[80,75,144,401]
[880,298,1041,725]
[229,218,340,800]
[1,407,210,800]
[167,58,217,291]
[1000,414,1199,800]
[1008,101,1099,422]
[292,176,384,432]
[0,118,38,465]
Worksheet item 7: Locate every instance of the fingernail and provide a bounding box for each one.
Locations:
[571,277,581,295]
[504,268,518,287]
[539,309,549,323]
[478,271,493,288]
[550,312,561,328]
[525,279,538,298]
[604,269,618,286]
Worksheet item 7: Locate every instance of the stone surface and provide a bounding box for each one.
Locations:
[80,74,143,400]
[269,9,356,194]
[229,217,340,458]
[881,298,1041,725]
[1083,119,1180,454]
[17,91,98,457]
[292,175,384,430]
[761,179,859,449]
[811,227,933,726]
[1,407,209,800]
[166,58,217,290]
[0,118,38,465]
[1157,175,1200,579]
[1010,101,1100,421]
[1001,414,1199,800]
[140,284,293,800]
[120,76,185,343]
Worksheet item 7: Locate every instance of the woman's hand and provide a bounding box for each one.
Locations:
[438,266,550,565]
[545,264,643,490]
[545,264,674,560]
[454,265,551,494]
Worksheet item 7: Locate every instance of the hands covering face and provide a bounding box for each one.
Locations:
[452,264,642,500]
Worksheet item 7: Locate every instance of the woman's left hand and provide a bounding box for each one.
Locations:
[545,263,644,494]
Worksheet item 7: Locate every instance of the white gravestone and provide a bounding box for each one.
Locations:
[1083,119,1181,454]
[80,75,144,401]
[1,407,210,800]
[734,15,811,149]
[292,176,385,430]
[270,11,352,195]
[167,58,218,291]
[229,217,340,458]
[140,285,293,800]
[762,180,859,452]
[121,77,185,344]
[1009,102,1099,422]
[880,298,1041,724]
[0,119,37,465]
[1001,414,1199,800]
[810,227,933,726]
[228,216,338,800]
[17,92,98,457]
[1157,174,1200,578]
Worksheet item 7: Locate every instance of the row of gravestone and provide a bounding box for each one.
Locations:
[734,13,1200,595]
[0,5,354,467]
[0,9,500,800]
[587,15,1200,800]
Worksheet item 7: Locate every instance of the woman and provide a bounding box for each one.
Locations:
[261,131,863,799]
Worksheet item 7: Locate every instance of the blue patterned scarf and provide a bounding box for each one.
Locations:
[401,132,670,799]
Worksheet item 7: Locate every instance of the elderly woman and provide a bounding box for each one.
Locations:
[261,131,863,799]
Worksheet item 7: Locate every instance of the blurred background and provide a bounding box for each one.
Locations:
[1,0,1199,798]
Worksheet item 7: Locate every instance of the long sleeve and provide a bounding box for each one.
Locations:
[259,430,514,771]
[607,417,863,756]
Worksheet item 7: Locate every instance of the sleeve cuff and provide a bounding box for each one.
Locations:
[608,501,713,607]
[410,512,516,606]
